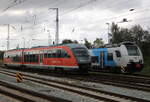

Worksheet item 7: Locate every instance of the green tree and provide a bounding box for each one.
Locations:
[73,40,78,44]
[84,38,92,48]
[110,23,150,63]
[130,25,145,45]
[111,22,120,43]
[119,28,132,42]
[110,23,149,45]
[62,39,73,44]
[93,38,104,47]
[61,39,78,44]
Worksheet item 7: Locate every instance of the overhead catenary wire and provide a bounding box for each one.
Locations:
[23,0,150,26]
[1,0,150,49]
[2,0,27,12]
[31,0,150,33]
[1,0,150,25]
[59,0,130,16]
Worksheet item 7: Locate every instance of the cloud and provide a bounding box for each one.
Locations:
[94,0,142,13]
[0,0,150,50]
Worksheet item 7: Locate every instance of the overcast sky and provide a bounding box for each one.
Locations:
[0,0,150,50]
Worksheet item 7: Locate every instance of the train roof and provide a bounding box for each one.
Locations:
[5,43,87,52]
[120,41,135,45]
[30,43,87,49]
[105,41,135,48]
[63,43,87,49]
[91,41,136,49]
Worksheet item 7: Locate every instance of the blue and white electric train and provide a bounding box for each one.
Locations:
[89,42,144,73]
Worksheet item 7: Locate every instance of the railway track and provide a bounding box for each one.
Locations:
[1,66,150,92]
[6,66,150,92]
[0,80,71,102]
[0,68,149,102]
[89,71,150,84]
[69,73,150,92]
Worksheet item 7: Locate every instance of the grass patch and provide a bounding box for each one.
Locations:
[140,66,150,76]
[140,57,150,76]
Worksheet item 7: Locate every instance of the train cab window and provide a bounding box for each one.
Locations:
[126,45,140,56]
[115,50,121,57]
[107,53,113,61]
[73,48,89,57]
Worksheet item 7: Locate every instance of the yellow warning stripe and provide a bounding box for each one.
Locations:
[17,77,22,82]
[121,65,125,71]
[16,73,23,82]
[17,73,23,80]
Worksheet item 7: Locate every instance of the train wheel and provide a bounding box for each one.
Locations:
[55,67,64,75]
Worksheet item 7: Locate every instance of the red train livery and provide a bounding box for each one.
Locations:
[4,44,91,73]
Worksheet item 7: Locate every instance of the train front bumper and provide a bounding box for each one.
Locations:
[127,63,144,72]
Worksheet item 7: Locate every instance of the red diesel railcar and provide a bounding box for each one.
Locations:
[4,44,91,73]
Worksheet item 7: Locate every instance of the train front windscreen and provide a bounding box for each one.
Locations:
[72,48,90,64]
[125,45,140,56]
[73,48,89,57]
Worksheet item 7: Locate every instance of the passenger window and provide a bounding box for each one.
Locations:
[44,53,47,58]
[64,51,70,58]
[60,49,70,58]
[47,50,52,58]
[52,50,57,58]
[57,50,61,58]
[115,50,121,57]
[107,53,113,61]
[44,51,48,58]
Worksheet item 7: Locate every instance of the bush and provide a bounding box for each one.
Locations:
[140,57,150,76]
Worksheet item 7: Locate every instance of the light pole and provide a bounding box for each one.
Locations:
[7,24,10,50]
[3,24,10,50]
[47,30,51,46]
[1,24,16,50]
[106,23,111,44]
[48,8,59,45]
